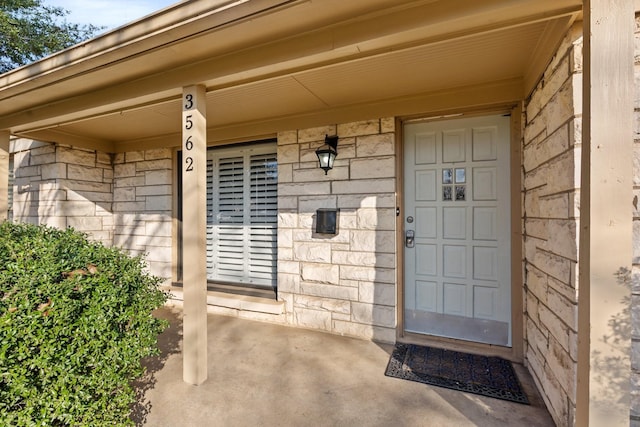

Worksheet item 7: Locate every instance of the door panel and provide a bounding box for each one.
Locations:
[404,115,511,347]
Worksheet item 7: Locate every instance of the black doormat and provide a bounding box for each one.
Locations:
[385,344,529,404]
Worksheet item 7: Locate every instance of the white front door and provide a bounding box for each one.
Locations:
[403,115,511,346]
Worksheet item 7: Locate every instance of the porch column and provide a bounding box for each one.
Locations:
[0,131,9,221]
[182,85,208,385]
[578,1,633,425]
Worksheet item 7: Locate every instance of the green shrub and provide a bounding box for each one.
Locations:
[0,222,168,426]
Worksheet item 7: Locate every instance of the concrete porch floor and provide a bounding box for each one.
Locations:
[133,307,555,427]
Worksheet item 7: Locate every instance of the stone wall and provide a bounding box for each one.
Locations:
[522,24,582,427]
[9,142,174,282]
[112,149,174,282]
[277,119,397,343]
[11,140,114,246]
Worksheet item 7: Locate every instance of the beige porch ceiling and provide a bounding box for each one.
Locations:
[0,0,582,152]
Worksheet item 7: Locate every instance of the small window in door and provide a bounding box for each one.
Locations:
[442,167,466,201]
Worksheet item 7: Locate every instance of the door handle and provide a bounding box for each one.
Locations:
[405,230,415,248]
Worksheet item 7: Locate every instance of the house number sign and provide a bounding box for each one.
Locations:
[183,92,197,173]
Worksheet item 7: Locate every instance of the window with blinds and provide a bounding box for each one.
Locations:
[206,143,277,288]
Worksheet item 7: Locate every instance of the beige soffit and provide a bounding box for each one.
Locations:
[0,0,582,151]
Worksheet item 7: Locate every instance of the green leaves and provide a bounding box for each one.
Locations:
[0,0,104,72]
[0,222,168,425]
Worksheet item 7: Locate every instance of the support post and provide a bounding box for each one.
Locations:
[182,85,208,385]
[578,1,633,425]
[0,131,9,221]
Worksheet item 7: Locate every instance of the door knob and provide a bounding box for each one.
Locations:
[405,230,415,248]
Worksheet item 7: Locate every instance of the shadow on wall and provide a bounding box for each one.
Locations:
[113,212,174,282]
[14,182,42,223]
[590,267,633,414]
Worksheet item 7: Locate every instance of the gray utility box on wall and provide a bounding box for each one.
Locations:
[315,208,339,235]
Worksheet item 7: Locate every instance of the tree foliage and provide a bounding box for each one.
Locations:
[0,222,168,425]
[0,0,102,73]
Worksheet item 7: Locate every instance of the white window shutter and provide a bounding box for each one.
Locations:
[206,144,277,287]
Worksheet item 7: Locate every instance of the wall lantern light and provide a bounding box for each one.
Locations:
[316,134,339,175]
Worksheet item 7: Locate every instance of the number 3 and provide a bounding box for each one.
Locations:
[185,94,193,110]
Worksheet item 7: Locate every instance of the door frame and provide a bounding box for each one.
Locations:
[395,106,524,362]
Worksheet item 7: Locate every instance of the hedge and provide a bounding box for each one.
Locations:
[0,222,168,426]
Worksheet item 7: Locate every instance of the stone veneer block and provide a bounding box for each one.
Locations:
[298,196,337,212]
[293,166,349,182]
[380,117,395,133]
[351,302,395,328]
[350,157,395,179]
[298,125,337,143]
[300,282,358,301]
[30,153,56,166]
[337,120,380,137]
[125,151,144,162]
[144,170,172,185]
[145,195,172,211]
[136,159,172,171]
[278,182,330,196]
[41,163,67,180]
[357,208,395,230]
[358,282,395,306]
[295,294,351,314]
[295,308,332,331]
[136,185,171,196]
[356,133,395,157]
[144,148,171,160]
[67,216,103,230]
[68,164,104,182]
[277,130,298,145]
[332,178,396,195]
[116,176,145,187]
[277,274,300,293]
[350,230,395,253]
[294,243,332,263]
[278,144,299,164]
[300,263,340,285]
[332,251,395,268]
[538,303,570,353]
[56,147,96,166]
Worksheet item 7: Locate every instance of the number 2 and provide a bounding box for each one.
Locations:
[185,157,194,172]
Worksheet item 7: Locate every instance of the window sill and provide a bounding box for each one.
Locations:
[166,286,284,315]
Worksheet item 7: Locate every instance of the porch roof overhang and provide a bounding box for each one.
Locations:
[0,0,582,153]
